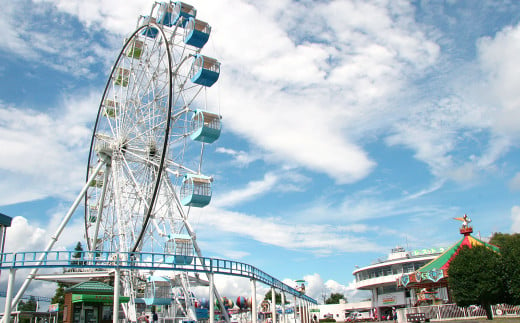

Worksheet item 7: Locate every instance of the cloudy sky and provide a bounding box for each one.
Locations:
[1,0,520,304]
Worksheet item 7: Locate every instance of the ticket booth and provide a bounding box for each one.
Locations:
[63,281,129,323]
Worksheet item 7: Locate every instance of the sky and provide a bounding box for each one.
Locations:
[1,0,520,306]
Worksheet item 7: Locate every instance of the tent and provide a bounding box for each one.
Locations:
[398,225,499,290]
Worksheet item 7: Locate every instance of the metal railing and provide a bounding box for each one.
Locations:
[0,250,317,304]
[402,303,520,321]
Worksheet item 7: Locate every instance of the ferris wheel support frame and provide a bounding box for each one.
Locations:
[168,180,231,322]
[91,163,111,252]
[3,160,107,322]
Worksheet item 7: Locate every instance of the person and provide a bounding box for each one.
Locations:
[152,310,158,323]
[392,307,397,322]
[137,312,149,322]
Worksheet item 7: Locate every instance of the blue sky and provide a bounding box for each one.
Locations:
[1,0,520,303]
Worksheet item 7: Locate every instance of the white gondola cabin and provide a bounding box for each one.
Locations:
[180,174,212,207]
[102,99,119,118]
[144,276,172,305]
[184,18,211,48]
[125,38,144,59]
[190,54,220,87]
[88,205,98,223]
[141,16,159,38]
[88,167,104,187]
[172,2,197,28]
[165,233,194,265]
[115,67,130,87]
[190,110,221,143]
[94,133,113,157]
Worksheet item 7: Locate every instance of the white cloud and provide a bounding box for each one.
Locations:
[33,0,151,35]
[212,171,309,208]
[0,0,118,77]
[3,0,445,184]
[283,273,369,304]
[216,147,261,167]
[0,92,98,206]
[6,0,518,189]
[0,213,87,307]
[212,173,278,207]
[4,212,86,254]
[478,23,520,136]
[193,206,380,255]
[209,0,439,183]
[192,273,364,306]
[4,217,47,253]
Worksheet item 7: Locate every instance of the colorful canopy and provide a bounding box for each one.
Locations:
[399,230,499,288]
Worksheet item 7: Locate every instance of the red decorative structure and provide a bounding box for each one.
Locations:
[397,214,500,305]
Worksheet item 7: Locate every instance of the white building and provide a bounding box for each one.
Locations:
[315,300,372,322]
[351,247,445,320]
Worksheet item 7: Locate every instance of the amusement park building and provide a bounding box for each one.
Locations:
[352,246,447,318]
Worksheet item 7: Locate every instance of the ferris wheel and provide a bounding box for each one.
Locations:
[83,1,221,320]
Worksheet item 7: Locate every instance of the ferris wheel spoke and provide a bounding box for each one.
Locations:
[119,156,154,212]
[163,158,199,177]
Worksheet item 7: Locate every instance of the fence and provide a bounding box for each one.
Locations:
[400,303,520,322]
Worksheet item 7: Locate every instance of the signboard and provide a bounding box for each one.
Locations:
[377,292,404,307]
[382,296,396,305]
[409,247,446,257]
[71,294,130,304]
[49,303,59,312]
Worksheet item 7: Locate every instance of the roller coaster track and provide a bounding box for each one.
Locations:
[0,250,317,304]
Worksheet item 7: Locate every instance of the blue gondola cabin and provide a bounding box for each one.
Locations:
[157,2,174,27]
[165,233,194,265]
[190,55,220,87]
[144,276,172,306]
[141,16,159,38]
[172,2,197,27]
[184,18,211,48]
[190,110,221,143]
[180,174,212,207]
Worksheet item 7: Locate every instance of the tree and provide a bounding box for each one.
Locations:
[325,293,346,304]
[489,233,520,304]
[51,282,67,323]
[18,297,37,311]
[448,245,503,320]
[264,290,289,304]
[72,241,85,265]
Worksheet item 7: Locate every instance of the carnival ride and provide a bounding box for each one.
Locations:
[1,2,316,322]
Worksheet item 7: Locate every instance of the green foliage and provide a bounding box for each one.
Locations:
[18,297,37,312]
[448,245,503,319]
[325,293,346,304]
[72,241,84,257]
[319,318,336,322]
[72,241,85,265]
[51,282,66,306]
[489,232,520,304]
[51,282,66,323]
[263,290,289,304]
